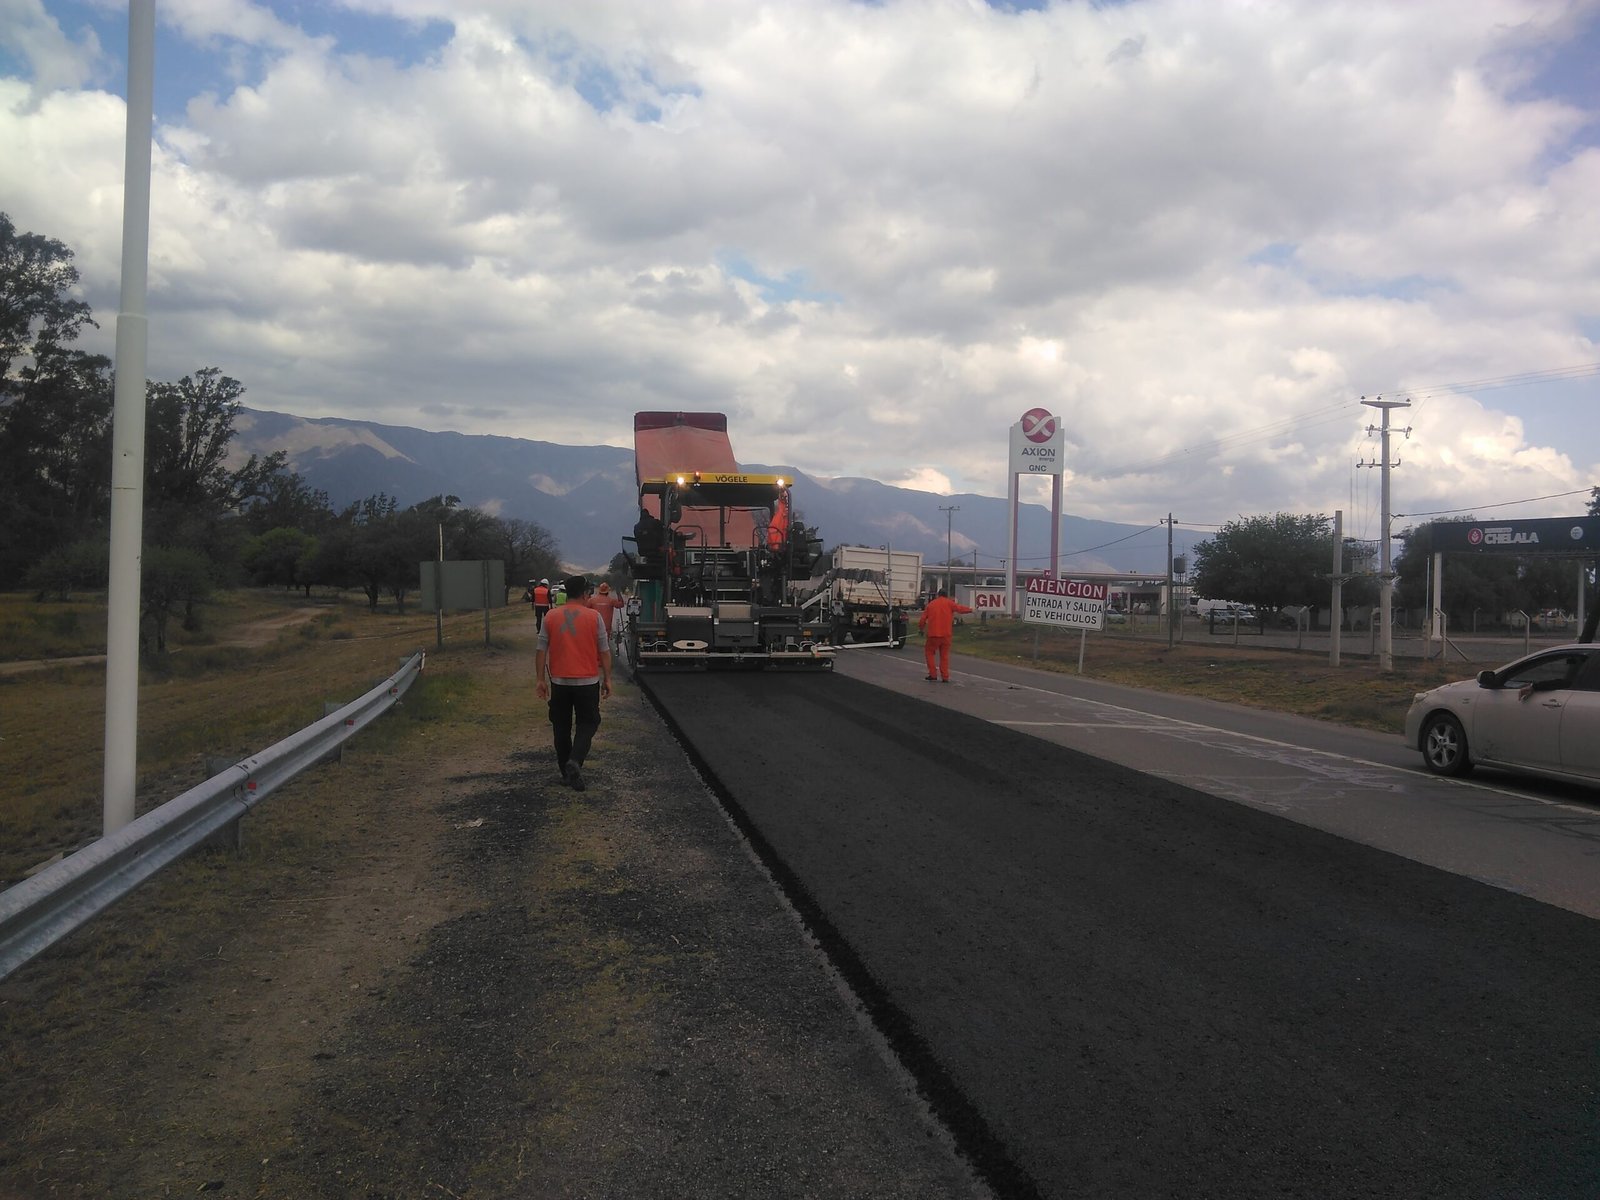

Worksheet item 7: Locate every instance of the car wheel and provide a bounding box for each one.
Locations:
[1420,712,1472,777]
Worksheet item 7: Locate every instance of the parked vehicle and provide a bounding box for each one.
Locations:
[823,545,923,647]
[1189,596,1246,619]
[1403,644,1600,785]
[1208,604,1255,627]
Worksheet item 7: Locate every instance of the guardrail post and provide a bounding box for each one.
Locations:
[201,757,245,854]
[322,701,347,765]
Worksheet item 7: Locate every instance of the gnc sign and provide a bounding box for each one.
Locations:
[959,586,1009,614]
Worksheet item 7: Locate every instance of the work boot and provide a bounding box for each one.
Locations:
[568,763,586,792]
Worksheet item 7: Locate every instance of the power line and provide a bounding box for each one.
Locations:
[1397,486,1599,519]
[1059,523,1163,558]
[1407,361,1600,398]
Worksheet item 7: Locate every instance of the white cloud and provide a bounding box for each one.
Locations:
[0,0,106,103]
[2,0,1596,532]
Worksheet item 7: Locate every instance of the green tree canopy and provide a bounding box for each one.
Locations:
[146,368,286,514]
[1191,513,1333,612]
[0,214,115,581]
[1395,517,1574,626]
[0,211,95,381]
[241,472,336,537]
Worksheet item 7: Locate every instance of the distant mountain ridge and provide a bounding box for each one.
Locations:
[233,408,1197,574]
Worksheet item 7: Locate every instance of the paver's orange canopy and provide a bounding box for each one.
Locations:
[634,411,760,549]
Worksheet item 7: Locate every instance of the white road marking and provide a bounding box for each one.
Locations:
[857,653,1600,819]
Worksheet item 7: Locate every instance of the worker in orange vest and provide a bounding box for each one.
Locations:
[917,588,973,683]
[531,578,552,631]
[535,575,612,792]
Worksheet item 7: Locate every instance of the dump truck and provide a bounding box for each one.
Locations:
[621,412,833,669]
[821,545,922,647]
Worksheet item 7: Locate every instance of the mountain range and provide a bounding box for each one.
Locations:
[233,408,1200,576]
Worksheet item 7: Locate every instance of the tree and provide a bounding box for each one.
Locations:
[496,517,563,593]
[1191,513,1333,615]
[145,368,286,517]
[141,546,213,653]
[0,348,113,579]
[242,527,319,594]
[1589,487,1599,518]
[241,472,336,537]
[340,494,440,613]
[1395,518,1567,628]
[142,367,291,622]
[0,212,95,383]
[24,537,110,600]
[0,214,114,580]
[604,551,631,594]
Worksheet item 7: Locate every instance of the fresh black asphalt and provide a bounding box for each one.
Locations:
[643,669,1600,1199]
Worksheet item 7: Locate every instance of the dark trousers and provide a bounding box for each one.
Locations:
[548,682,601,768]
[534,605,550,631]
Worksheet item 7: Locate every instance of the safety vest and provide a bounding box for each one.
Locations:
[533,584,550,605]
[545,604,605,679]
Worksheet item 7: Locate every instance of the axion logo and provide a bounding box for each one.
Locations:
[1021,408,1057,443]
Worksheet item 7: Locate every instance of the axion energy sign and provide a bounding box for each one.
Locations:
[1009,406,1064,475]
[1023,577,1108,631]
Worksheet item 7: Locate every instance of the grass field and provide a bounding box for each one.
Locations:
[0,589,519,886]
[945,617,1458,735]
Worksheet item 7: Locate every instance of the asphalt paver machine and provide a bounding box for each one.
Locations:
[623,412,833,669]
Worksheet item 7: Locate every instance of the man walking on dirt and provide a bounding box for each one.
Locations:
[535,575,612,791]
[530,578,552,631]
[918,588,973,683]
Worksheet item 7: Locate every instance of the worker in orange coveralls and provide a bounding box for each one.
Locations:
[918,588,973,683]
[587,581,626,652]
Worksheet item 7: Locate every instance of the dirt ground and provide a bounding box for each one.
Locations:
[0,633,981,1199]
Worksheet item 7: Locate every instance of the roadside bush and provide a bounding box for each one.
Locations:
[25,537,110,600]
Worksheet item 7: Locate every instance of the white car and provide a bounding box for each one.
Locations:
[1403,644,1600,785]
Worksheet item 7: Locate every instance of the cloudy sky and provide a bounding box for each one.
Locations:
[3,0,1598,544]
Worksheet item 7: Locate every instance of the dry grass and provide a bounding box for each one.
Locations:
[950,619,1460,734]
[0,589,520,886]
[0,615,541,1197]
[0,593,109,659]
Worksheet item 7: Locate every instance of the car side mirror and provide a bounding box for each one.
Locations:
[1476,670,1498,688]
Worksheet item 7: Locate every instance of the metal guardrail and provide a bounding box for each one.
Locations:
[0,651,425,982]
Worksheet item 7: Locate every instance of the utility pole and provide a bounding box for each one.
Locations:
[1164,513,1175,648]
[1359,396,1411,672]
[940,505,960,595]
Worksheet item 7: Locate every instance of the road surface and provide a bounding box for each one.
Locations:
[642,660,1600,1198]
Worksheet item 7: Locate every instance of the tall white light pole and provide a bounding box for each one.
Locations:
[103,0,156,835]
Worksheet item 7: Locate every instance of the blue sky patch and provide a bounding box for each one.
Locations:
[1246,242,1299,269]
[23,2,450,121]
[720,252,841,305]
